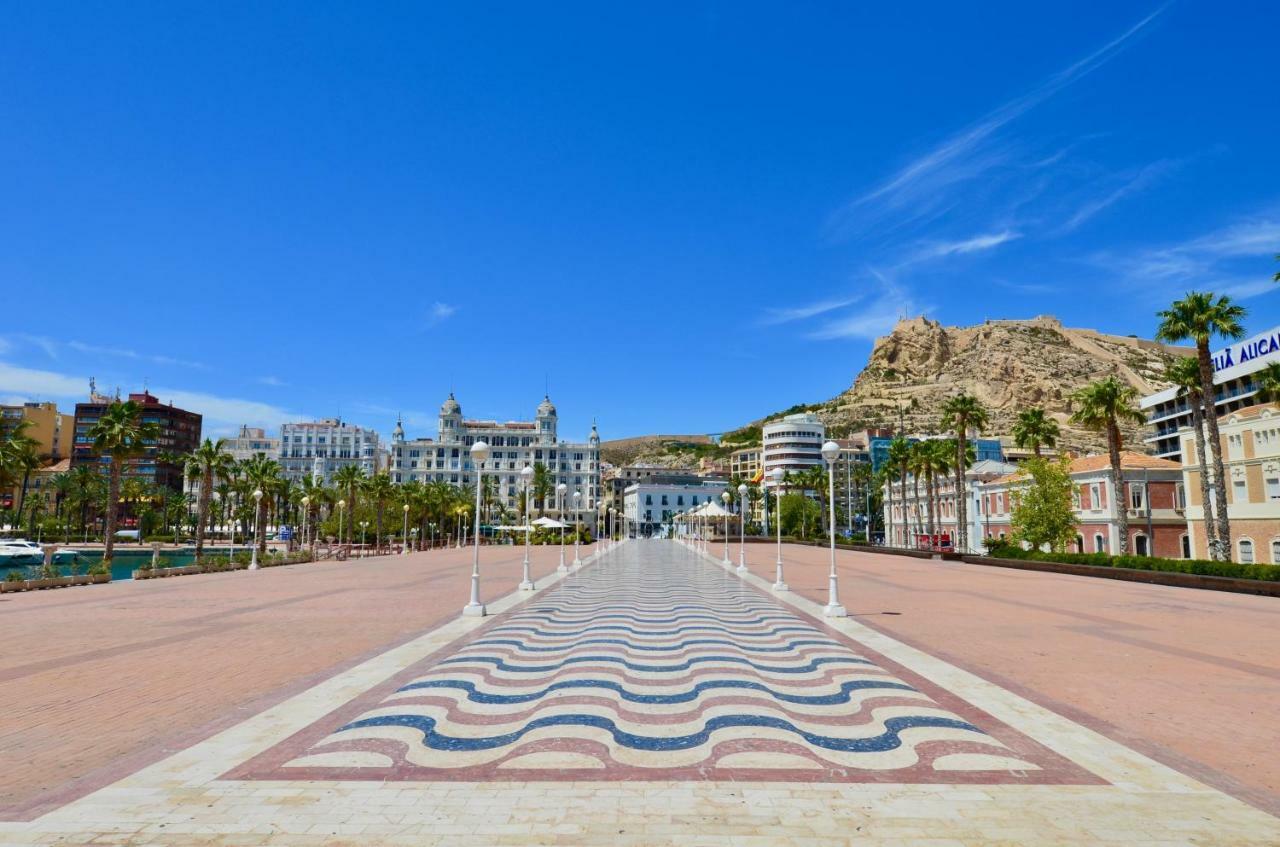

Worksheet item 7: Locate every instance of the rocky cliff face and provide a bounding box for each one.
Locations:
[826,315,1193,454]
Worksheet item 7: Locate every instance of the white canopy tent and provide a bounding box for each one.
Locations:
[532,516,568,529]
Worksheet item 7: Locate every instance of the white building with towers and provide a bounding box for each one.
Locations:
[391,394,602,529]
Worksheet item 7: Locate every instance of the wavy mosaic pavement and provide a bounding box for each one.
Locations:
[237,543,1098,783]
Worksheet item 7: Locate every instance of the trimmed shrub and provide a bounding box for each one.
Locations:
[983,542,1280,582]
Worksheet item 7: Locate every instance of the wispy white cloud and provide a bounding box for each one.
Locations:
[0,337,9,355]
[65,340,206,370]
[256,375,287,387]
[1059,158,1181,233]
[759,295,861,326]
[0,360,302,436]
[826,7,1166,241]
[429,302,457,325]
[908,230,1022,263]
[1090,212,1280,302]
[807,274,926,341]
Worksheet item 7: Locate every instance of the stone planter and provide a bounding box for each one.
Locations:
[70,574,93,586]
[26,578,54,590]
[0,581,18,593]
[90,573,110,584]
[132,569,155,580]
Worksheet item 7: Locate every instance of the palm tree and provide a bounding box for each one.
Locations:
[1012,408,1060,457]
[941,394,989,553]
[1165,356,1217,550]
[1156,292,1247,560]
[240,455,283,556]
[886,436,912,546]
[1070,376,1145,555]
[183,438,233,562]
[531,462,553,515]
[0,418,41,529]
[927,439,954,544]
[361,472,396,552]
[86,401,160,564]
[1251,361,1280,403]
[907,442,928,545]
[332,465,366,545]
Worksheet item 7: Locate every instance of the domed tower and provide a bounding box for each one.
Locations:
[588,418,600,448]
[391,414,405,445]
[439,393,463,442]
[536,394,557,444]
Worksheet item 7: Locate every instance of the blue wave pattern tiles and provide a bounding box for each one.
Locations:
[277,542,1052,779]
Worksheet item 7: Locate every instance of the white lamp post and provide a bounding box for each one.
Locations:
[463,440,490,617]
[737,482,748,573]
[212,491,224,557]
[301,495,310,554]
[721,491,732,565]
[337,499,346,555]
[250,488,263,570]
[608,507,616,551]
[572,490,582,567]
[770,468,787,590]
[821,441,847,617]
[520,465,535,590]
[402,502,410,554]
[556,482,568,573]
[359,521,368,557]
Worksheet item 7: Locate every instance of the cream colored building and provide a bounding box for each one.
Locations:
[1180,402,1280,563]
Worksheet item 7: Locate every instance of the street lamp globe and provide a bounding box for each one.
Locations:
[338,499,346,509]
[770,467,784,484]
[470,440,491,464]
[521,465,534,483]
[402,503,409,513]
[737,483,748,498]
[721,491,730,504]
[253,489,263,502]
[302,496,310,507]
[821,440,841,463]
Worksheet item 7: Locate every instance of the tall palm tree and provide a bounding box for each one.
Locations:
[1165,356,1217,550]
[240,455,283,556]
[906,442,928,545]
[361,472,396,551]
[183,438,233,561]
[531,462,553,516]
[928,439,955,544]
[886,436,912,546]
[1012,408,1060,457]
[941,394,989,553]
[1156,292,1247,560]
[86,400,160,564]
[332,465,366,545]
[1070,376,1145,555]
[0,418,41,528]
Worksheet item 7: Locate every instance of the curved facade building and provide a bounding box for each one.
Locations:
[762,412,826,487]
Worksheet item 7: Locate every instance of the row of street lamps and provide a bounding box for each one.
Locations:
[680,440,846,617]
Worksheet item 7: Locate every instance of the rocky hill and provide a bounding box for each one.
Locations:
[824,315,1192,454]
[599,434,715,468]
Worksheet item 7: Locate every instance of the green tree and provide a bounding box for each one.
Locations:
[240,455,283,556]
[531,462,553,515]
[86,401,160,564]
[1156,292,1246,560]
[0,418,41,528]
[779,492,820,538]
[1165,356,1217,548]
[1012,408,1060,457]
[1009,456,1077,552]
[941,394,988,553]
[1069,376,1145,555]
[886,436,912,546]
[361,472,396,551]
[332,465,366,545]
[183,438,234,561]
[1252,361,1280,403]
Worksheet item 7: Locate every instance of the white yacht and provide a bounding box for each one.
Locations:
[0,539,80,567]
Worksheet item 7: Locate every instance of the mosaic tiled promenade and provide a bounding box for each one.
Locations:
[2,540,1279,845]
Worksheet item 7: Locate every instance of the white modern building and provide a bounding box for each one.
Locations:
[1141,324,1280,460]
[184,426,283,499]
[279,418,385,484]
[623,473,729,537]
[762,412,826,488]
[391,394,602,528]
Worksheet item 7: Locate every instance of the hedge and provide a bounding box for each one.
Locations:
[984,543,1280,582]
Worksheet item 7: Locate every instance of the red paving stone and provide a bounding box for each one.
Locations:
[739,541,1280,816]
[0,542,588,821]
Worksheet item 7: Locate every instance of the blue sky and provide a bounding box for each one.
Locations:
[2,2,1277,441]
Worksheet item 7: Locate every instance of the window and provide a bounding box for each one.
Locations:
[1233,479,1248,503]
[1267,477,1280,501]
[1129,483,1145,511]
[1075,535,1084,553]
[1239,538,1255,564]
[1175,483,1186,509]
[1271,539,1280,564]
[1094,533,1105,553]
[1089,484,1102,509]
[1134,534,1148,556]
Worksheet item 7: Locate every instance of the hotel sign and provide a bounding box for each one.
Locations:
[1211,325,1280,373]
